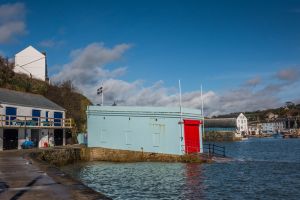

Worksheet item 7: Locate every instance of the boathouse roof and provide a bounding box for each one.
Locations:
[205,118,236,128]
[0,88,64,110]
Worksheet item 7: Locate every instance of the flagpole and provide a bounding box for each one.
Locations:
[179,80,184,153]
[97,82,104,106]
[200,84,204,153]
[179,80,182,116]
[101,81,104,106]
[201,84,203,115]
[102,86,104,106]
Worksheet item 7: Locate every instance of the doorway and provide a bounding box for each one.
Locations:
[31,129,40,148]
[184,120,201,154]
[54,129,63,146]
[3,129,18,150]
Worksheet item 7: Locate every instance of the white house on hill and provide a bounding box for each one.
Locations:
[14,46,48,81]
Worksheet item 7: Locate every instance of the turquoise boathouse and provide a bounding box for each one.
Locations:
[87,106,204,155]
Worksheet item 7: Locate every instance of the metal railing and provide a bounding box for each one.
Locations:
[0,114,72,128]
[203,143,226,157]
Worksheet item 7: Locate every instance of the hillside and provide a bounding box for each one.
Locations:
[213,103,300,121]
[0,56,91,132]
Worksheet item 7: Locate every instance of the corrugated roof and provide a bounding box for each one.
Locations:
[205,118,237,128]
[0,88,64,110]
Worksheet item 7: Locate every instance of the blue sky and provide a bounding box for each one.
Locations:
[1,0,300,115]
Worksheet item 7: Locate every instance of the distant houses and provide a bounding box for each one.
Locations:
[0,88,72,150]
[14,46,49,81]
[261,119,285,134]
[205,113,248,137]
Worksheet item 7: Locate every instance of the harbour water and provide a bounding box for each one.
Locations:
[62,138,300,200]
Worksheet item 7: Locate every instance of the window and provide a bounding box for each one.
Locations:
[32,109,41,122]
[6,107,17,125]
[124,130,132,145]
[152,133,160,147]
[45,111,49,122]
[54,112,63,126]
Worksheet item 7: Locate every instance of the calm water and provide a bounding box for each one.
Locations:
[62,138,300,200]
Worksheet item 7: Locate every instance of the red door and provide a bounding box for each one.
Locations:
[184,119,202,153]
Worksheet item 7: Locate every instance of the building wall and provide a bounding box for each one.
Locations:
[14,46,46,81]
[0,103,65,123]
[0,128,59,150]
[261,121,284,133]
[0,103,65,150]
[87,106,203,155]
[236,113,248,134]
[248,125,260,135]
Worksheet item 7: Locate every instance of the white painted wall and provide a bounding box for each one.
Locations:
[14,46,47,81]
[261,121,284,133]
[248,125,260,135]
[0,103,65,124]
[0,103,65,150]
[236,113,248,135]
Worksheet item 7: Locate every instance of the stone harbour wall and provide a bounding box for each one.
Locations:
[31,146,210,166]
[203,131,241,142]
[86,147,209,163]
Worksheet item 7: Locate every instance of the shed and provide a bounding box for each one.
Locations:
[0,88,71,150]
[205,118,237,132]
[87,106,204,155]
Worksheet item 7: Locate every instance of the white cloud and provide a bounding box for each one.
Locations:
[245,76,261,86]
[53,42,131,86]
[276,67,300,82]
[39,39,65,48]
[0,2,26,43]
[53,42,300,116]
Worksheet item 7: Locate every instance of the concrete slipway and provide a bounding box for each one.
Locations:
[0,150,110,200]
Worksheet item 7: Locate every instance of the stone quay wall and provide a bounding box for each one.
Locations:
[31,146,210,166]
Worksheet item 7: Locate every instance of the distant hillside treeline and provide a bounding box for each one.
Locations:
[214,103,300,121]
[0,56,91,132]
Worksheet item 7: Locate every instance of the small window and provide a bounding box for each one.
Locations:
[32,109,41,122]
[100,129,108,143]
[152,133,160,147]
[124,130,132,145]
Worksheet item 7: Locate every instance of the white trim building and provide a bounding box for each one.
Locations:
[0,88,71,150]
[261,120,285,133]
[236,113,248,135]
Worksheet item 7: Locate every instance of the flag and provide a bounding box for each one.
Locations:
[97,86,103,95]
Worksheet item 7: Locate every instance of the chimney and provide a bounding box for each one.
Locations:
[42,51,49,83]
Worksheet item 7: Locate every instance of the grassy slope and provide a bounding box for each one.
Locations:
[214,104,300,121]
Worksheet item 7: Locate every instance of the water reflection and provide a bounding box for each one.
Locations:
[61,138,300,200]
[183,163,205,199]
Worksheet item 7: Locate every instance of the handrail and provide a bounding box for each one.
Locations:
[0,114,72,128]
[180,144,226,157]
[203,143,226,157]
